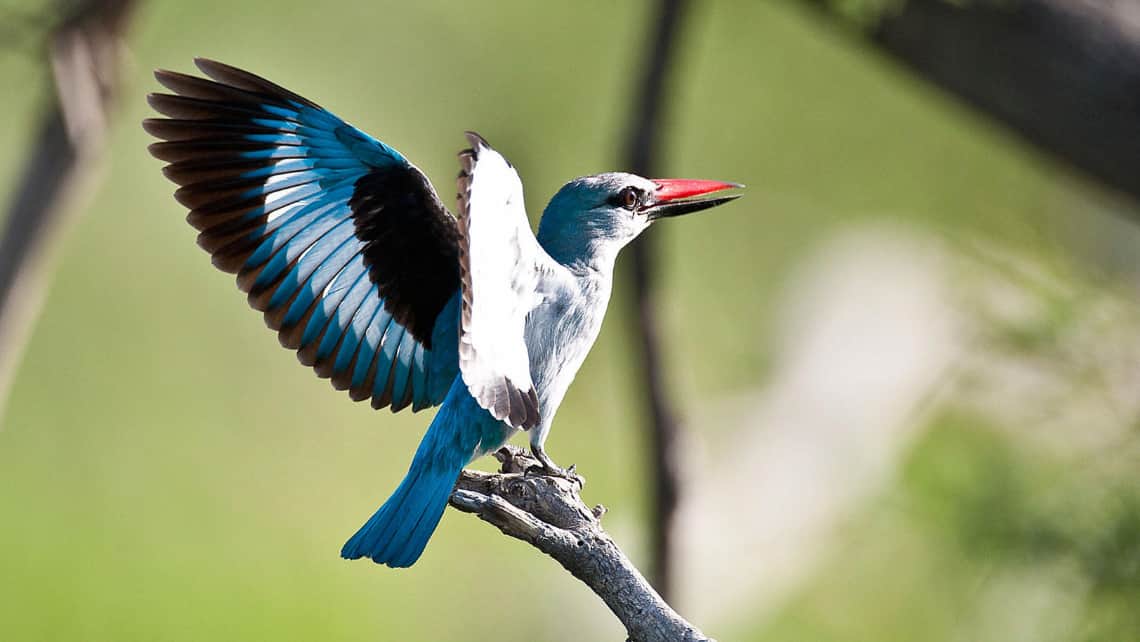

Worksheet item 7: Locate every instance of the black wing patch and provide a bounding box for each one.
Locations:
[350,167,460,348]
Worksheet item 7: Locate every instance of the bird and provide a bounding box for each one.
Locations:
[144,58,741,568]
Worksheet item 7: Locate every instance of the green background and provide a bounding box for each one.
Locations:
[0,1,1136,640]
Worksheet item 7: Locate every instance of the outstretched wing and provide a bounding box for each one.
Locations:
[455,132,542,430]
[145,58,460,412]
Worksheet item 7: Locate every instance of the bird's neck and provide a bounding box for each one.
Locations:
[538,237,618,277]
[536,217,620,278]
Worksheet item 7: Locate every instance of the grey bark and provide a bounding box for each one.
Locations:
[449,447,713,642]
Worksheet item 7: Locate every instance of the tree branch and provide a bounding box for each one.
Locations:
[800,0,1140,206]
[0,0,136,419]
[621,0,690,599]
[449,447,713,642]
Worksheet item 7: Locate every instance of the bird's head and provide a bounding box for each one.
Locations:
[537,172,741,269]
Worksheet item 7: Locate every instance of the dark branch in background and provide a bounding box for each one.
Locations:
[450,447,713,642]
[621,0,689,600]
[801,0,1140,205]
[452,3,707,632]
[0,0,137,417]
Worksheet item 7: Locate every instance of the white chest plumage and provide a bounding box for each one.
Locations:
[523,269,613,447]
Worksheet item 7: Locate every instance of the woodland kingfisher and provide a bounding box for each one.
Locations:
[145,59,741,567]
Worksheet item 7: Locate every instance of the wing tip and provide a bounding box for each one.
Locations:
[153,68,200,93]
[147,141,173,161]
[192,56,220,74]
[140,117,164,138]
[463,131,489,151]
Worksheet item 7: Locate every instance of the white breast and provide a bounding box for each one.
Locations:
[524,272,613,440]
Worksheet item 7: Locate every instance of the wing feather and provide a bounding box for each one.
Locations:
[146,59,461,412]
[454,132,542,430]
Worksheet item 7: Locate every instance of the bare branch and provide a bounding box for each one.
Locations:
[800,0,1140,206]
[0,0,137,419]
[450,447,714,642]
[621,0,690,598]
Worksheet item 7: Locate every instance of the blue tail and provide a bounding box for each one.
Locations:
[341,395,481,567]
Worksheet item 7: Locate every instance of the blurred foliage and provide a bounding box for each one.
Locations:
[0,0,1137,640]
[750,414,1140,642]
[739,236,1140,641]
[908,417,1140,600]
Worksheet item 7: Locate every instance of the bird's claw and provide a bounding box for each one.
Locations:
[526,450,585,487]
[543,464,585,488]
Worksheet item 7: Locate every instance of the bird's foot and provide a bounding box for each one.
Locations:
[528,446,585,488]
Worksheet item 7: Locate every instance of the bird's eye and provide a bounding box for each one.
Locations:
[619,187,640,210]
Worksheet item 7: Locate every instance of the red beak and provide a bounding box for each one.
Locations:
[652,179,742,202]
[645,178,742,220]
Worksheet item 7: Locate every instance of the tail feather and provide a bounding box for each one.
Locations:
[341,461,460,567]
[389,478,455,566]
[341,393,480,567]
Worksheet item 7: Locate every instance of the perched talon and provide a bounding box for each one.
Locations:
[525,444,586,486]
[543,463,584,487]
[563,464,585,487]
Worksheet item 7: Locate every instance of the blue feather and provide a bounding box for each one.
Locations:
[332,286,381,375]
[341,380,487,568]
[240,170,326,197]
[411,343,430,410]
[280,229,359,327]
[389,328,417,406]
[314,275,374,361]
[368,321,402,399]
[351,308,392,389]
[259,103,300,120]
[250,205,344,291]
[300,255,367,348]
[266,218,355,310]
